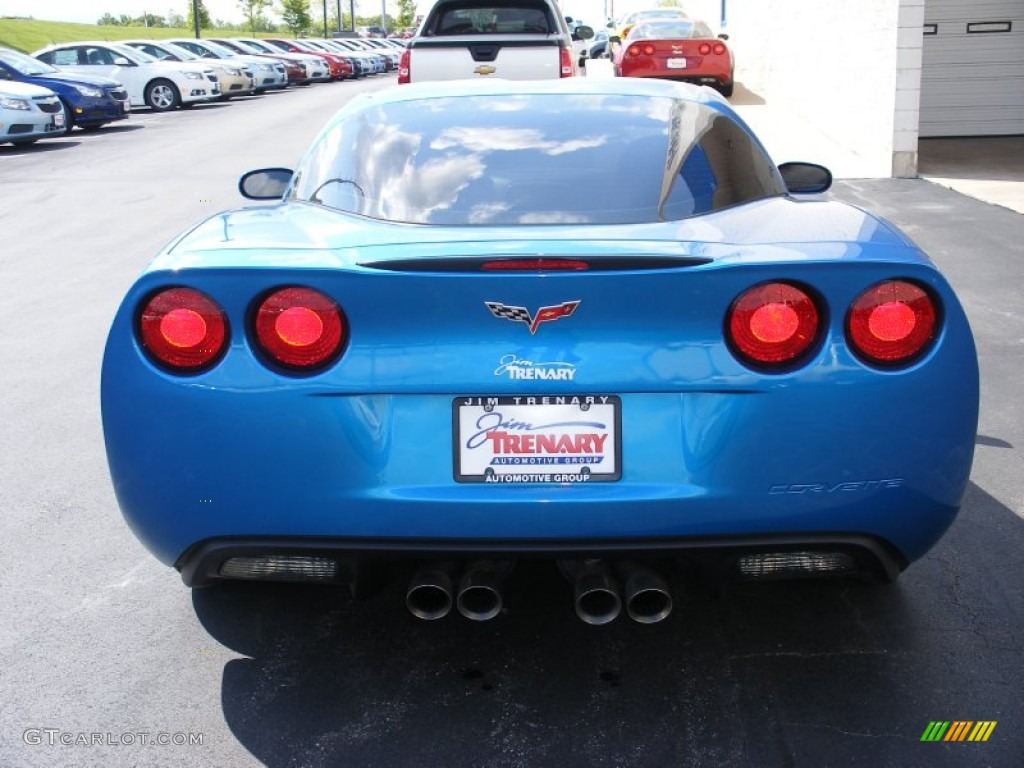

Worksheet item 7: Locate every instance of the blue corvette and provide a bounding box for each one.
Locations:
[102,79,978,625]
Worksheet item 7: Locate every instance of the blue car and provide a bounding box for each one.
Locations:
[101,79,979,625]
[0,45,128,132]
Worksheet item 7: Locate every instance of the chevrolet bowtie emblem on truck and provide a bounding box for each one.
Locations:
[474,65,497,76]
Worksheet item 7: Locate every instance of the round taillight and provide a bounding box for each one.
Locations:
[712,43,726,55]
[138,287,227,372]
[846,280,937,365]
[642,43,656,56]
[728,282,820,367]
[698,43,712,55]
[254,286,345,370]
[628,45,642,57]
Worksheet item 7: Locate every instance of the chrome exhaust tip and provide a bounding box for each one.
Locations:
[620,562,673,624]
[406,567,454,620]
[573,560,621,625]
[456,562,506,621]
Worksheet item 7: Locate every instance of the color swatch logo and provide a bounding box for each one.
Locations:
[921,721,997,742]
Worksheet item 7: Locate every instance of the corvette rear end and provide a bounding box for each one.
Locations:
[101,79,978,624]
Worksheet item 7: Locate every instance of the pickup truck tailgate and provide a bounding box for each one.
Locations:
[407,36,564,81]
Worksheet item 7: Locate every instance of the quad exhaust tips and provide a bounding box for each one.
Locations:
[407,560,672,624]
[406,562,511,621]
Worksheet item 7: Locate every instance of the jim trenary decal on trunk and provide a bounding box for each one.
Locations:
[455,396,621,483]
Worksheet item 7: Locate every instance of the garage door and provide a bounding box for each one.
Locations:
[921,0,1024,136]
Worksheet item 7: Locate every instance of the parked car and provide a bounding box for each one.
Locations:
[167,38,289,92]
[611,7,689,39]
[330,38,387,74]
[613,18,735,97]
[33,41,220,111]
[261,39,353,80]
[358,38,402,71]
[299,40,359,79]
[102,79,978,626]
[208,38,308,86]
[0,45,128,132]
[234,38,331,83]
[0,80,66,145]
[121,40,257,99]
[589,28,610,59]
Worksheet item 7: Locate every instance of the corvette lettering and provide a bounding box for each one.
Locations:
[768,479,904,494]
[485,300,580,334]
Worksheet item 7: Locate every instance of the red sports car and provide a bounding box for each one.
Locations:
[614,18,734,97]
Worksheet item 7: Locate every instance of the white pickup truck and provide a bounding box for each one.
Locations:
[398,0,593,84]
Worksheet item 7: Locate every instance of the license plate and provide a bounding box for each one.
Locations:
[53,113,65,128]
[454,396,621,484]
[667,58,687,69]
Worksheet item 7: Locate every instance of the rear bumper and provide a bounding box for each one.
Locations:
[177,532,907,587]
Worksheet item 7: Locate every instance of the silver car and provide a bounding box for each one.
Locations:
[0,80,66,145]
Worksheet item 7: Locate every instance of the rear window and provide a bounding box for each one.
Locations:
[290,92,784,225]
[423,0,557,35]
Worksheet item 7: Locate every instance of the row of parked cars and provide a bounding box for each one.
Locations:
[0,35,406,145]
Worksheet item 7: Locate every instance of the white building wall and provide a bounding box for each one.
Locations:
[725,0,920,177]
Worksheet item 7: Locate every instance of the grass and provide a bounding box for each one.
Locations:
[0,18,250,53]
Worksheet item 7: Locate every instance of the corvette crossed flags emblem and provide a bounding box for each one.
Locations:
[485,300,581,334]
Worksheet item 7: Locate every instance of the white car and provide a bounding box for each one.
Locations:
[121,40,257,100]
[0,80,65,145]
[167,38,288,92]
[33,41,220,111]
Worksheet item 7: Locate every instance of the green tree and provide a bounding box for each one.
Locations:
[279,0,312,35]
[186,0,212,29]
[97,12,118,25]
[239,0,271,36]
[396,0,417,31]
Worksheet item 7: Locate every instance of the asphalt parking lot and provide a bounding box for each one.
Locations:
[0,77,1021,767]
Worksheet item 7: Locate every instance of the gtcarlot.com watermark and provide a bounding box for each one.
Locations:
[24,728,204,747]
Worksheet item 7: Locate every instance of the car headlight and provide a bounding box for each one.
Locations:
[182,71,202,79]
[73,84,104,98]
[224,67,241,76]
[259,63,273,72]
[0,96,31,111]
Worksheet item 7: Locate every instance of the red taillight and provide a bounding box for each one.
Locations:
[398,49,410,84]
[847,280,937,365]
[254,287,345,370]
[138,287,227,372]
[712,42,726,55]
[728,282,820,367]
[482,259,589,272]
[698,43,711,55]
[560,46,574,77]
